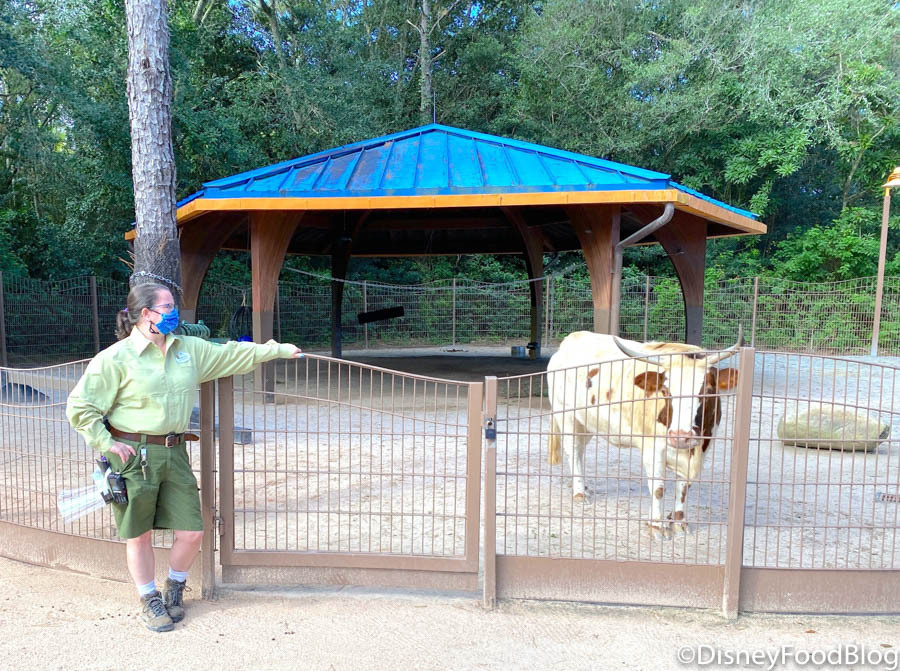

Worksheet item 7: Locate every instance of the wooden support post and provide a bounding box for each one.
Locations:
[0,271,6,367]
[217,376,235,570]
[723,347,755,618]
[566,205,620,334]
[503,207,545,354]
[180,216,243,323]
[89,276,101,354]
[331,241,351,359]
[632,206,706,345]
[482,376,498,609]
[250,211,302,398]
[329,212,370,359]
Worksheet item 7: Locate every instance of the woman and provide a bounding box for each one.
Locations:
[66,282,303,633]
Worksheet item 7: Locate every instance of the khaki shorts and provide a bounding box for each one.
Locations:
[103,437,202,539]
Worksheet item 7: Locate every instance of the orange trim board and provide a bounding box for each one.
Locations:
[123,190,765,240]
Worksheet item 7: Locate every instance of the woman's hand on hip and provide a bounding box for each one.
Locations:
[108,441,136,462]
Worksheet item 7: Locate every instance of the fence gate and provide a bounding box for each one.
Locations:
[483,349,756,611]
[216,356,483,591]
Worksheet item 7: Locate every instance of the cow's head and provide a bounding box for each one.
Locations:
[614,330,743,451]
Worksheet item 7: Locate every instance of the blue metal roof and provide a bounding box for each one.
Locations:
[182,124,757,220]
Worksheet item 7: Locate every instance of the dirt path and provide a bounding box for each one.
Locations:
[2,557,899,671]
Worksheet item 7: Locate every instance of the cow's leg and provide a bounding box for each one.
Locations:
[641,445,670,539]
[669,480,691,534]
[560,412,589,501]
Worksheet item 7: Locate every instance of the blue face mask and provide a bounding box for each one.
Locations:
[153,307,180,335]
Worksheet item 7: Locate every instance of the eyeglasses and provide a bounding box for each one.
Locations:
[150,303,175,311]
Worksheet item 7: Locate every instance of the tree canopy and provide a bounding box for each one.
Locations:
[1,0,897,285]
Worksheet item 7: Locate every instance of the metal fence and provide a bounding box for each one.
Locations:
[0,361,207,548]
[3,347,899,614]
[483,349,900,613]
[216,356,482,589]
[2,271,899,366]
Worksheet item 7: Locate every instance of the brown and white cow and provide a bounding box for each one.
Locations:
[546,330,742,538]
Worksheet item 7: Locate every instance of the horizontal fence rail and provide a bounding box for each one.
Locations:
[2,272,900,366]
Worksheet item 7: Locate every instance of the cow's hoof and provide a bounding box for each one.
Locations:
[648,522,672,539]
[667,513,691,535]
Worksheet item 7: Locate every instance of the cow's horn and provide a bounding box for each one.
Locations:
[612,336,667,366]
[704,325,744,365]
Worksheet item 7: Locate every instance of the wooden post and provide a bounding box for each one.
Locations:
[637,207,707,346]
[199,381,216,599]
[217,376,235,571]
[251,212,302,399]
[566,205,620,334]
[329,212,370,358]
[331,246,350,359]
[722,347,755,619]
[0,271,7,367]
[643,274,651,342]
[180,217,242,323]
[482,376,498,609]
[503,207,545,353]
[89,276,101,354]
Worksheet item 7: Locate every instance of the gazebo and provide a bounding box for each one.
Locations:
[133,124,765,356]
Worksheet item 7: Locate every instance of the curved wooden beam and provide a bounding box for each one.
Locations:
[179,214,244,322]
[331,212,371,358]
[565,205,621,334]
[630,205,707,345]
[502,207,545,351]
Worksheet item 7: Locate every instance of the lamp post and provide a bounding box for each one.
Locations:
[871,166,900,357]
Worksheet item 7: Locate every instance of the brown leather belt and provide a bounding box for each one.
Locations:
[109,426,199,447]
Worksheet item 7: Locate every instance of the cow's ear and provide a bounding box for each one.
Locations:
[712,367,739,390]
[634,371,666,393]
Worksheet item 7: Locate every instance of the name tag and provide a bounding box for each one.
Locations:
[175,351,191,364]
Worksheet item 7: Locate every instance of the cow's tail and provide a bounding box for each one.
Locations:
[547,414,562,465]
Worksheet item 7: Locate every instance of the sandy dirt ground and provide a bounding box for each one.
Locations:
[3,555,900,671]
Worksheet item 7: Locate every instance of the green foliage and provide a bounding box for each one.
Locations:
[774,208,883,282]
[0,0,898,292]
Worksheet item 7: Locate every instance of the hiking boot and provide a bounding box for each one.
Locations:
[163,578,190,623]
[140,592,174,632]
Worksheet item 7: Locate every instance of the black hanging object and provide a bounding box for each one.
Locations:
[357,306,404,325]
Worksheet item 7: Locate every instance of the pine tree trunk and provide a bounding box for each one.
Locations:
[125,0,182,301]
[418,0,432,124]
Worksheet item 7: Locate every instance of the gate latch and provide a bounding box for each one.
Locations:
[484,417,496,441]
